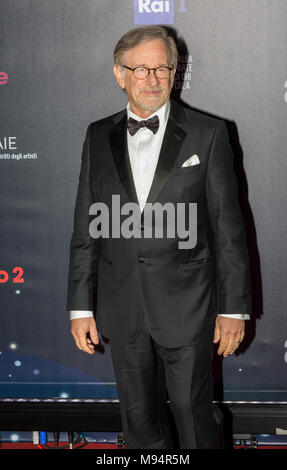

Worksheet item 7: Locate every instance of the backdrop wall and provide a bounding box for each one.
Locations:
[1,0,287,401]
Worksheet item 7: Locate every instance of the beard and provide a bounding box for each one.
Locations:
[136,86,169,113]
[126,75,174,117]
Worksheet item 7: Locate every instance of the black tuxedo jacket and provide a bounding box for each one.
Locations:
[67,100,251,347]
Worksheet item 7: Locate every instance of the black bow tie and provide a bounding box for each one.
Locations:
[127,115,159,136]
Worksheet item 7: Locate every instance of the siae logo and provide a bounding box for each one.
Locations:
[135,0,174,24]
[0,136,17,150]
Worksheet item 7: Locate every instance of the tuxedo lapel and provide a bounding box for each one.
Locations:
[108,101,187,210]
[108,111,139,205]
[144,101,187,207]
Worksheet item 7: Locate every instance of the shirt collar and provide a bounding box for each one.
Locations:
[126,100,170,132]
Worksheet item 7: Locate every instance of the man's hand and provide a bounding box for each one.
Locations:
[70,318,99,355]
[213,316,245,357]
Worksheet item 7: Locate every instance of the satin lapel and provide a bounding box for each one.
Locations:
[108,112,139,205]
[144,102,187,207]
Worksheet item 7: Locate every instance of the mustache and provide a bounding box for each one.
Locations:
[139,86,164,92]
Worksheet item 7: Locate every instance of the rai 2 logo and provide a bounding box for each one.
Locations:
[134,0,187,25]
[0,267,24,284]
[0,72,8,85]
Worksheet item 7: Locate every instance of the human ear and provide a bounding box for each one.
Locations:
[113,64,125,89]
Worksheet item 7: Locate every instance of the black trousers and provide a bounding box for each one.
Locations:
[109,311,223,449]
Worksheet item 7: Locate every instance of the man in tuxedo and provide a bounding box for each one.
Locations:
[67,26,251,449]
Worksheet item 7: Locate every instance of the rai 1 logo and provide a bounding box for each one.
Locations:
[135,0,187,25]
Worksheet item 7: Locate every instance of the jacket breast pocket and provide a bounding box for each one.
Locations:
[170,164,201,176]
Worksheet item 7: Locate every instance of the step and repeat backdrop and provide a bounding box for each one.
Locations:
[1,0,287,401]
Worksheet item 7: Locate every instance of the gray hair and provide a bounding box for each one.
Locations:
[114,26,178,68]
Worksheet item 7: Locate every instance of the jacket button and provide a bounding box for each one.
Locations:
[138,257,145,263]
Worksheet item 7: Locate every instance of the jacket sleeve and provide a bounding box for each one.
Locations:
[66,124,99,311]
[206,120,252,315]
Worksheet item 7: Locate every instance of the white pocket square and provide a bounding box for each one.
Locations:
[181,154,200,167]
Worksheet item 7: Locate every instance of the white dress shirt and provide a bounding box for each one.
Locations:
[70,101,249,320]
